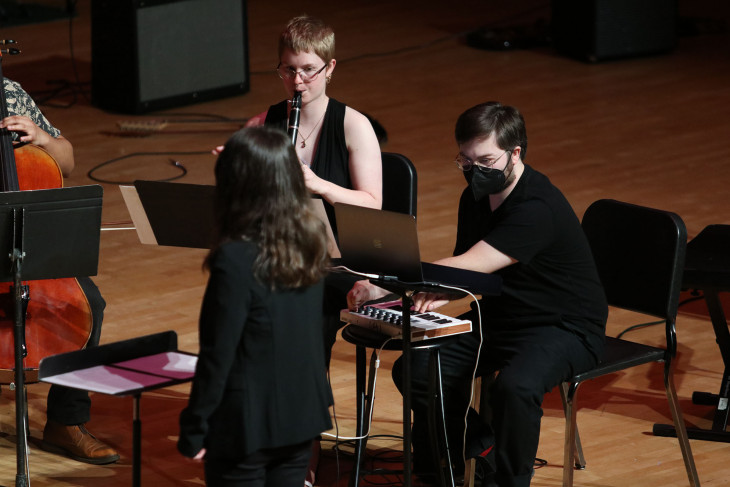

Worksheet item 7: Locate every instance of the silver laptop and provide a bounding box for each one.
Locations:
[335,202,422,282]
[334,203,501,294]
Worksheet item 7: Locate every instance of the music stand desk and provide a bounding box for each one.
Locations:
[654,224,730,442]
[38,331,197,487]
[0,185,103,487]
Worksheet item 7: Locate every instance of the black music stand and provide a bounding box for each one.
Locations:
[654,224,730,442]
[121,180,216,249]
[121,180,339,255]
[0,185,103,487]
[348,270,501,487]
[38,331,196,487]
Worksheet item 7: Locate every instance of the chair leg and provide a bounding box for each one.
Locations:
[561,381,584,487]
[663,362,701,487]
[559,382,586,470]
[463,455,477,486]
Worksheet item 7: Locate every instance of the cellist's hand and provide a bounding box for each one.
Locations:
[0,115,75,177]
[0,115,53,147]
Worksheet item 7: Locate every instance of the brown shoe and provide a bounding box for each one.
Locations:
[41,420,120,465]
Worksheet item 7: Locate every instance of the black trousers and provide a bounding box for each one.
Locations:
[393,315,600,487]
[204,439,313,487]
[46,277,105,425]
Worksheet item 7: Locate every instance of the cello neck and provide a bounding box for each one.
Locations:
[0,43,20,192]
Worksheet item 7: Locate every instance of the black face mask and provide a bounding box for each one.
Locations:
[465,161,514,201]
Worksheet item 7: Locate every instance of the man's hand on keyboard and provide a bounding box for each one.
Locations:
[413,292,451,313]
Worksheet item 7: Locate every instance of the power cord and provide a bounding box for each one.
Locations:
[323,346,399,487]
[615,291,706,339]
[85,150,208,184]
[27,2,88,108]
[323,336,395,442]
[432,283,483,468]
[249,3,551,78]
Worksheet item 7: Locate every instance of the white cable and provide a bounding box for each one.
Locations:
[323,337,395,442]
[327,265,380,280]
[428,283,483,466]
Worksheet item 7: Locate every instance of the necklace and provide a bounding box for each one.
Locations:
[298,112,325,148]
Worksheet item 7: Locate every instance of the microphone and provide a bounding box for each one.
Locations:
[287,91,302,146]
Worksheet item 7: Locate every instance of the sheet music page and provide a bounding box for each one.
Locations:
[42,365,171,395]
[41,352,198,395]
[116,351,197,380]
[311,198,341,258]
[119,185,157,245]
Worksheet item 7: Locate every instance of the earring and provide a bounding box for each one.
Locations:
[326,75,332,85]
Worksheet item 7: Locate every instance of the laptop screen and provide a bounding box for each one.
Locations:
[335,203,423,282]
[335,203,503,296]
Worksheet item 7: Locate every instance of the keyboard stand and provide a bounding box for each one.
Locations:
[343,309,461,487]
[373,283,417,486]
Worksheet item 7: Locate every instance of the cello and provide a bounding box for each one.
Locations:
[0,44,93,385]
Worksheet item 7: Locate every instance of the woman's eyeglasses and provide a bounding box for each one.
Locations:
[276,63,327,82]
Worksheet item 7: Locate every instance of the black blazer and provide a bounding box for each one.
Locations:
[178,240,333,459]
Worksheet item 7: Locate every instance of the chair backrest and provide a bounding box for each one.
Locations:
[381,152,417,217]
[582,199,687,323]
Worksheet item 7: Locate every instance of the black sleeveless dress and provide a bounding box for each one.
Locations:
[266,97,360,365]
[265,97,351,238]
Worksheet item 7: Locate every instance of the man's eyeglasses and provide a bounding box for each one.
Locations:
[276,63,327,82]
[455,150,510,172]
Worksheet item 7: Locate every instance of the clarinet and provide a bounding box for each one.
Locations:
[287,91,302,146]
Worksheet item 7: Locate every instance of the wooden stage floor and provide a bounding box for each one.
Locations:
[1,0,729,485]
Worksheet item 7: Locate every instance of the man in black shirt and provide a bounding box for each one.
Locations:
[347,102,607,487]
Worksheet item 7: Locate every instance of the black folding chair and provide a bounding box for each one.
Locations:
[561,199,700,487]
[380,152,417,216]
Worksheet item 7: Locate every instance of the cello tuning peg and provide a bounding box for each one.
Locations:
[0,40,18,45]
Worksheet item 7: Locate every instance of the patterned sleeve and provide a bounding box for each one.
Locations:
[3,79,61,139]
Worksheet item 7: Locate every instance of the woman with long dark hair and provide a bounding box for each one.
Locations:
[178,126,333,486]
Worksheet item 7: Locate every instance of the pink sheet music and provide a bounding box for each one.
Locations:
[41,352,197,395]
[116,351,197,380]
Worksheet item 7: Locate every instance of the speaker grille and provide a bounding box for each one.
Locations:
[92,0,249,113]
[136,0,246,103]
